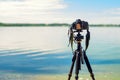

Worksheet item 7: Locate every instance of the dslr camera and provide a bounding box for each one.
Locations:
[70,19,89,31]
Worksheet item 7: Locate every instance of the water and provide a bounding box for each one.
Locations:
[0,26,120,80]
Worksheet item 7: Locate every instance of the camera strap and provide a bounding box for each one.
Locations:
[85,29,90,51]
[68,27,74,52]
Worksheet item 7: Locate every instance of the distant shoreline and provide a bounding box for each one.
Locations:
[0,22,120,27]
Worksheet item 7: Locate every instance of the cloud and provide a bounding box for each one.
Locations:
[0,0,120,24]
[97,8,120,24]
[82,8,120,24]
[0,0,67,23]
[104,8,120,15]
[0,0,24,1]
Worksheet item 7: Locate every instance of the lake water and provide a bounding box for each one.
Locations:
[0,26,120,80]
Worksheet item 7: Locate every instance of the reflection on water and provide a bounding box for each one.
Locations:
[0,27,120,80]
[0,27,68,50]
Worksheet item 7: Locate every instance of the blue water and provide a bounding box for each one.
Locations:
[0,27,120,75]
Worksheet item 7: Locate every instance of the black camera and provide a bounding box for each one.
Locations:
[71,19,89,31]
[68,19,90,51]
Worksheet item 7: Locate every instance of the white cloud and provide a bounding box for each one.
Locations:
[104,8,120,15]
[0,0,67,23]
[83,8,120,24]
[0,0,120,24]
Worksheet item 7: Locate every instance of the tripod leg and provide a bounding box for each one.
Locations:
[83,50,95,80]
[68,52,76,80]
[80,48,84,64]
[75,52,80,80]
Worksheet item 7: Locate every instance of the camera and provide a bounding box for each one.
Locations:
[71,19,89,31]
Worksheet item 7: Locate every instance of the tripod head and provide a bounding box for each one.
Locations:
[74,30,84,43]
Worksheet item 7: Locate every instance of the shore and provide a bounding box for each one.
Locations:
[0,72,120,80]
[0,22,120,27]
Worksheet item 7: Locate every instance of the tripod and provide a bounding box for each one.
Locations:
[68,32,95,80]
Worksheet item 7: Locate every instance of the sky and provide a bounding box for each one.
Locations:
[0,0,120,24]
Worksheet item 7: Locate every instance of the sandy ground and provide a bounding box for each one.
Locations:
[1,72,119,80]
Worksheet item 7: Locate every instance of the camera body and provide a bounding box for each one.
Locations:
[71,19,89,31]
